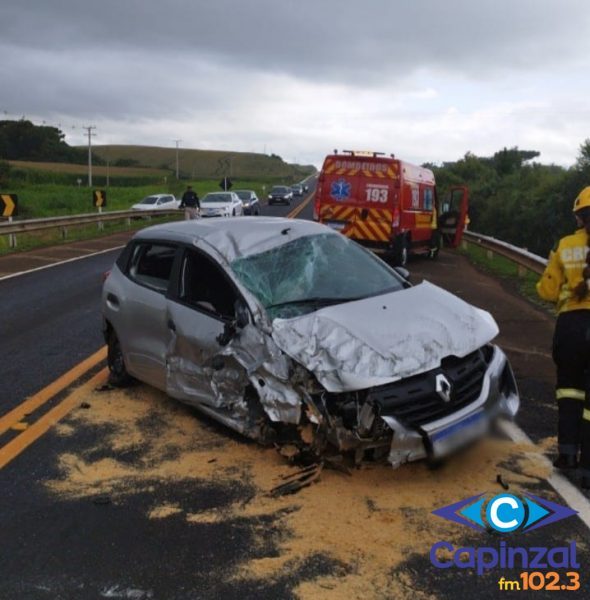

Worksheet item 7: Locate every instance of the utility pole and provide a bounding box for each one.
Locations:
[173,139,182,180]
[83,126,96,187]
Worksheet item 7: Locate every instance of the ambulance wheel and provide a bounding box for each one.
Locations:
[428,231,442,260]
[393,236,409,267]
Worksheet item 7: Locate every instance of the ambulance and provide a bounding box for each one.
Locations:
[313,150,468,265]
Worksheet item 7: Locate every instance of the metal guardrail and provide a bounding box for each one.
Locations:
[0,208,181,237]
[462,230,547,275]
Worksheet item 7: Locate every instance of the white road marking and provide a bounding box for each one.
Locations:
[500,420,590,531]
[0,245,125,282]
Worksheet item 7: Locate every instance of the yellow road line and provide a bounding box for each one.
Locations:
[0,346,107,436]
[0,368,108,470]
[287,192,315,219]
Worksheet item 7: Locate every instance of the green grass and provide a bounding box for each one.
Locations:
[84,145,315,181]
[1,179,280,220]
[459,242,554,310]
[0,178,287,255]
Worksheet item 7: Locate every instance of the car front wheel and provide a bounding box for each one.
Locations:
[107,330,133,387]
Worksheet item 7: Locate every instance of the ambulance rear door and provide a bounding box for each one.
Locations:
[438,186,469,248]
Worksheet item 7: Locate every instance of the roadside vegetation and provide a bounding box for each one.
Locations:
[431,140,590,258]
[0,119,315,254]
[459,242,553,312]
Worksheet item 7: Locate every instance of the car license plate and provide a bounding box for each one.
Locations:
[429,410,487,459]
[326,221,346,231]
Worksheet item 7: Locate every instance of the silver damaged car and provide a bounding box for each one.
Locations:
[102,217,519,468]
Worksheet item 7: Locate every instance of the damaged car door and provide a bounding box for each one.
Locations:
[115,241,178,389]
[165,247,250,418]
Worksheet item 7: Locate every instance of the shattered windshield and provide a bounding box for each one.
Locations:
[231,233,405,319]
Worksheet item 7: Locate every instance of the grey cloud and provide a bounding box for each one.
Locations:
[2,0,589,86]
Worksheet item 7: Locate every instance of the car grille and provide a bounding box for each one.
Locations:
[367,350,487,429]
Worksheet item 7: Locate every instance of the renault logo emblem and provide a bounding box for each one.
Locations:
[435,374,452,403]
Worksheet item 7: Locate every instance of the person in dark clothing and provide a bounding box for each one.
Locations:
[180,186,200,220]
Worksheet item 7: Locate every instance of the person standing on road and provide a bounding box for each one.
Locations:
[537,186,590,489]
[180,185,200,220]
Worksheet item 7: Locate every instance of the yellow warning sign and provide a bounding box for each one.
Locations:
[0,194,18,217]
[93,190,107,208]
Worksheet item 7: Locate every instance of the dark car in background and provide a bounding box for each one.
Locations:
[234,190,261,215]
[291,184,304,197]
[268,185,293,206]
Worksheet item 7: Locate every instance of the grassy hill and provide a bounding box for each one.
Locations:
[9,160,168,178]
[86,145,315,181]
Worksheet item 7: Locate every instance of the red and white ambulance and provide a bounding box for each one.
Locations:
[313,150,468,265]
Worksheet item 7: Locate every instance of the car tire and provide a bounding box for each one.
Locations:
[232,209,236,216]
[107,330,133,387]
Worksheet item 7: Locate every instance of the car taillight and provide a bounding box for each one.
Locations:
[392,205,400,228]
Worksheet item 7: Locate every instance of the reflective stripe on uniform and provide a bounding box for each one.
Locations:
[584,409,590,422]
[556,388,586,401]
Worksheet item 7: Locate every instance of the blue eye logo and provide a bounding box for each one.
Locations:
[330,178,351,201]
[433,492,577,534]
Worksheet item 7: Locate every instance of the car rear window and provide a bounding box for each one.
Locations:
[128,243,176,292]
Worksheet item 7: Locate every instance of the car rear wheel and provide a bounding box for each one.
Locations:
[107,330,133,387]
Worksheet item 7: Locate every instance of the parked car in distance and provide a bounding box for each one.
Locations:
[102,217,519,470]
[268,185,293,205]
[131,194,180,211]
[200,192,243,217]
[291,184,304,197]
[234,190,261,215]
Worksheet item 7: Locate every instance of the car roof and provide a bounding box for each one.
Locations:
[133,217,336,262]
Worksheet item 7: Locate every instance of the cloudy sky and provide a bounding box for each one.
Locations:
[2,0,590,167]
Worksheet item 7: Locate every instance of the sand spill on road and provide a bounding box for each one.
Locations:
[48,384,557,599]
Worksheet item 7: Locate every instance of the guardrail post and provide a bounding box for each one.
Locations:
[486,249,494,261]
[8,217,17,248]
[61,226,68,240]
[97,207,104,231]
[517,264,526,277]
[126,217,131,227]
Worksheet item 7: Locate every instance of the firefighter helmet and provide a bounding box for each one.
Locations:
[573,187,590,212]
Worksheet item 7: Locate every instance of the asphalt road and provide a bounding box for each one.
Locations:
[1,185,589,599]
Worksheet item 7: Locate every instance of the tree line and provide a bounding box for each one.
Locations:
[0,119,95,164]
[428,141,590,257]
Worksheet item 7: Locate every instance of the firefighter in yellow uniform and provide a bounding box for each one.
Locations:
[537,186,590,488]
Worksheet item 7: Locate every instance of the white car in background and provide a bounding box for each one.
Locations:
[131,194,180,211]
[200,192,243,217]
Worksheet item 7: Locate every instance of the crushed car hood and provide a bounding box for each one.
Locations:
[271,281,499,393]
